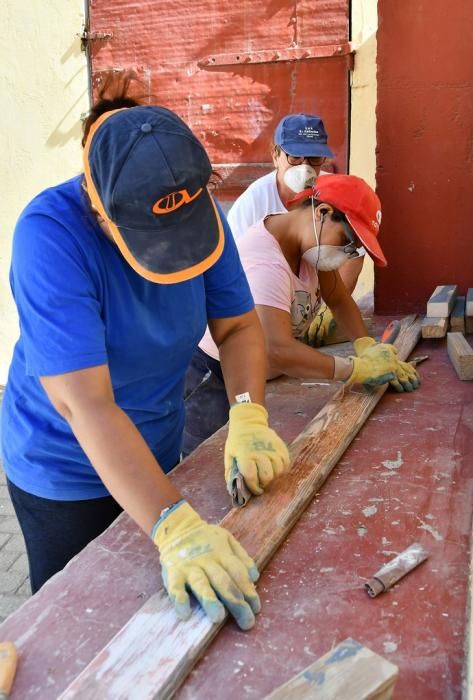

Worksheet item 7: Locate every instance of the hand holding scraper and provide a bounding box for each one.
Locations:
[379,318,429,368]
[224,402,290,508]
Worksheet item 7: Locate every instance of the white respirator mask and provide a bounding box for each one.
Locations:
[302,203,359,271]
[283,164,316,194]
[302,245,352,271]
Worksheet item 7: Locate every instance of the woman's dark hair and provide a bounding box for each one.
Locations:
[81,70,222,187]
[301,197,345,221]
[81,71,147,147]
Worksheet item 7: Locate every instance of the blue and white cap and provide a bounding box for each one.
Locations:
[274,114,333,158]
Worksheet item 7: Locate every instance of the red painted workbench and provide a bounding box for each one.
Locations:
[0,319,472,699]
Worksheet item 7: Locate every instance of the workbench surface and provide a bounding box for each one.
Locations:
[0,319,471,699]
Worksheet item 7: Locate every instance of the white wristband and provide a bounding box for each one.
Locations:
[235,392,252,404]
[333,356,354,382]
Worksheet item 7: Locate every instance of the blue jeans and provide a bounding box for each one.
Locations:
[7,478,123,593]
[182,348,229,456]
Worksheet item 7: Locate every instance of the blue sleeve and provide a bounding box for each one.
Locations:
[11,210,107,377]
[204,202,255,319]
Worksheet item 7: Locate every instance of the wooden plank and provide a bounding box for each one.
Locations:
[59,315,422,700]
[262,638,399,700]
[450,296,466,333]
[466,289,473,334]
[447,332,473,380]
[467,289,473,317]
[421,316,448,339]
[426,285,457,317]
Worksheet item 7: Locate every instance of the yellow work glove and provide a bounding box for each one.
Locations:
[225,403,290,496]
[307,304,336,347]
[153,500,260,630]
[353,336,377,356]
[350,337,420,391]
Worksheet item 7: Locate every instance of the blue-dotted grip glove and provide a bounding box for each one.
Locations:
[351,337,420,391]
[153,501,260,630]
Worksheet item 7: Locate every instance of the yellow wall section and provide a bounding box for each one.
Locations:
[1,1,89,382]
[350,0,378,302]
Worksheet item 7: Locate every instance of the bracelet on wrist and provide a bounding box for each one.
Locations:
[151,498,185,538]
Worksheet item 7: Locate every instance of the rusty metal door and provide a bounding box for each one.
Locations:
[84,0,351,198]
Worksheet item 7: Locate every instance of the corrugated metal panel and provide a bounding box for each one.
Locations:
[87,0,350,194]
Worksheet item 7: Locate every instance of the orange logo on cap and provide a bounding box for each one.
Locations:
[152,187,202,215]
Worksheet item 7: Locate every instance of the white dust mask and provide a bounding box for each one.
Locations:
[302,245,351,271]
[283,164,316,193]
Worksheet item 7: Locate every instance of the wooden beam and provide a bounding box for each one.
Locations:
[466,289,473,334]
[58,315,422,700]
[263,638,399,700]
[467,288,473,317]
[447,332,473,380]
[426,285,457,317]
[421,316,448,339]
[450,296,466,333]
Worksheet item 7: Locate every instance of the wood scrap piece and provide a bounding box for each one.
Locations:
[421,316,448,339]
[426,284,457,317]
[467,288,473,317]
[58,315,421,700]
[263,638,399,700]
[466,289,473,334]
[447,332,473,380]
[450,296,466,333]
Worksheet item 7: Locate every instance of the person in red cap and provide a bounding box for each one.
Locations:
[1,79,290,631]
[184,174,420,455]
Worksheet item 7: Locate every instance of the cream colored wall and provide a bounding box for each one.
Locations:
[1,1,89,383]
[349,0,378,302]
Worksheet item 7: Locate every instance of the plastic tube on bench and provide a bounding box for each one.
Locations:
[365,543,429,598]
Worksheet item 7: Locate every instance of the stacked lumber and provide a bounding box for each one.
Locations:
[447,333,473,380]
[422,286,473,338]
[467,289,473,334]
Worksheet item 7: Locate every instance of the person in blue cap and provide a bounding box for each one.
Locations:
[1,80,290,630]
[227,113,366,344]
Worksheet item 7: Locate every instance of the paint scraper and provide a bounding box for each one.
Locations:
[227,458,252,508]
[380,319,401,345]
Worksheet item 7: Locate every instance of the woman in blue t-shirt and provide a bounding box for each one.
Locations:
[1,80,289,631]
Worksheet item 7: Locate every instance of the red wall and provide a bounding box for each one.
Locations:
[375,0,473,313]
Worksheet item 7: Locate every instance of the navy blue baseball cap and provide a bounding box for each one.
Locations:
[83,106,224,283]
[274,114,333,158]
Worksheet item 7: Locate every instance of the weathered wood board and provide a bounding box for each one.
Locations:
[426,285,457,317]
[450,296,466,333]
[447,332,473,380]
[466,289,473,334]
[421,316,448,339]
[466,288,473,317]
[263,638,399,700]
[59,316,421,700]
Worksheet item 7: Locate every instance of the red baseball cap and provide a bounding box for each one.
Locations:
[287,174,387,267]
